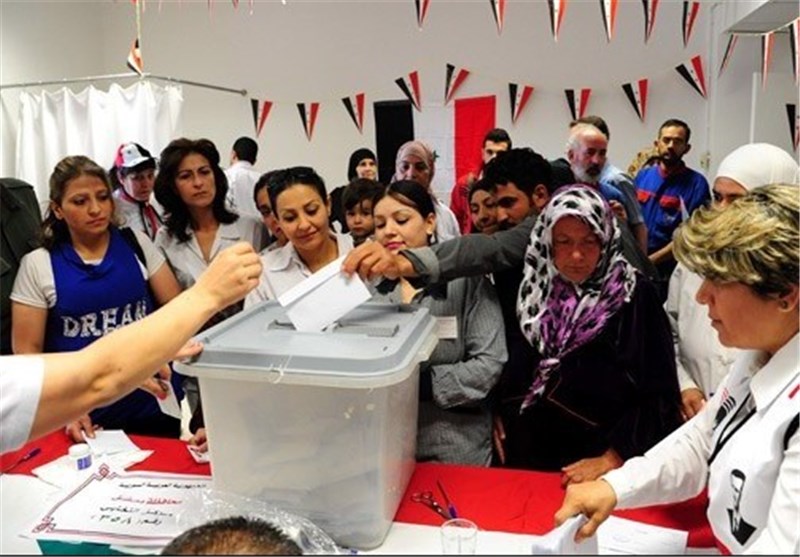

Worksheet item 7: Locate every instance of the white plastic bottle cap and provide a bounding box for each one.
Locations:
[69,443,92,470]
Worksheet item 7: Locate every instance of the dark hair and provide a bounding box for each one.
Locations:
[571,115,610,140]
[154,138,237,243]
[659,118,692,143]
[483,147,554,197]
[268,166,327,213]
[232,136,258,164]
[42,156,116,250]
[468,177,494,202]
[375,179,436,220]
[160,516,302,555]
[483,128,512,148]
[252,170,282,207]
[342,178,385,213]
[347,148,377,181]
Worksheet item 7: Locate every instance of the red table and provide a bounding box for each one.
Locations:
[2,430,716,549]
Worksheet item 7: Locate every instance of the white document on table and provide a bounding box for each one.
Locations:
[278,254,371,332]
[83,430,141,455]
[531,515,598,555]
[597,515,688,554]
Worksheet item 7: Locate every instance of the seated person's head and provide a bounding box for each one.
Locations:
[253,170,287,247]
[468,178,498,235]
[373,180,437,252]
[483,148,553,230]
[160,515,302,555]
[268,166,330,256]
[342,178,385,246]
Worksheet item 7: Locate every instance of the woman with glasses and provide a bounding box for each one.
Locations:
[245,166,354,304]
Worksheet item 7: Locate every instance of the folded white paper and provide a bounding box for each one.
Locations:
[32,450,153,489]
[83,430,141,455]
[531,515,598,555]
[157,381,182,420]
[278,255,371,332]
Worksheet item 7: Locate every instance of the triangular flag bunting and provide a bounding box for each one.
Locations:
[641,0,660,43]
[415,0,431,29]
[787,103,799,151]
[250,99,272,138]
[445,64,470,105]
[682,1,699,47]
[621,79,648,122]
[126,38,144,75]
[718,35,738,78]
[675,55,707,98]
[789,18,799,84]
[599,0,619,42]
[342,93,366,133]
[297,102,320,141]
[547,0,567,42]
[564,89,592,120]
[761,32,775,89]
[509,83,534,124]
[395,71,422,111]
[489,0,506,34]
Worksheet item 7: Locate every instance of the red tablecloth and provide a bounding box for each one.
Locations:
[2,431,715,549]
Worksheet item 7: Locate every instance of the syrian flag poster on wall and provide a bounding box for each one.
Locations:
[622,79,648,122]
[374,96,496,202]
[675,55,707,98]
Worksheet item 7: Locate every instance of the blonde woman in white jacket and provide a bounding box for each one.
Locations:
[665,143,799,419]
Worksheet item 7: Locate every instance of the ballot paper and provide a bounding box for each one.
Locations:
[278,255,371,332]
[83,430,141,455]
[157,381,182,420]
[32,450,153,489]
[531,515,598,555]
[597,515,688,554]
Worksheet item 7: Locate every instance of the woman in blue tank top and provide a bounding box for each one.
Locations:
[10,156,185,442]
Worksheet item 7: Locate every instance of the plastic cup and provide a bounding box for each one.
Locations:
[440,518,478,554]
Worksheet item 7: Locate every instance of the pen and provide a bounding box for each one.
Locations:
[2,446,41,474]
[437,479,458,519]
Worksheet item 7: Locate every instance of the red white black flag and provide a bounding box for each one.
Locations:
[489,0,506,34]
[342,93,366,133]
[415,0,431,29]
[250,99,273,137]
[564,89,591,121]
[682,1,700,47]
[718,35,738,78]
[445,64,470,105]
[675,55,707,98]
[789,18,799,84]
[622,79,648,122]
[787,103,799,151]
[127,38,144,75]
[641,0,659,43]
[599,0,619,42]
[297,102,320,141]
[396,71,422,111]
[547,0,567,42]
[509,83,534,124]
[761,32,775,88]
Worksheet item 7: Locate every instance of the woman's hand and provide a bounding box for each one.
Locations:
[65,414,101,442]
[561,448,623,487]
[680,388,706,421]
[492,415,507,465]
[554,480,618,543]
[189,428,208,453]
[341,241,415,282]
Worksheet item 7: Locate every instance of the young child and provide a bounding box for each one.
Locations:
[341,178,385,246]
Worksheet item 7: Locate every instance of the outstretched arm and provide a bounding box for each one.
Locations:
[26,242,261,443]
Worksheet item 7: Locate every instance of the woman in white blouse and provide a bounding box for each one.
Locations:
[245,166,353,305]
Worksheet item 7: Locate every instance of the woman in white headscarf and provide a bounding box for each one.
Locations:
[665,143,799,419]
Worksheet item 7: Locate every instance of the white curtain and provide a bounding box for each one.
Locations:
[16,81,183,201]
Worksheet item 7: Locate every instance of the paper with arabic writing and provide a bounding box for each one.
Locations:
[25,465,210,547]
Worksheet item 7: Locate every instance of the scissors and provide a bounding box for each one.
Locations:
[411,490,452,521]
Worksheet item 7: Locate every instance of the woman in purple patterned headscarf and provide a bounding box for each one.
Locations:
[493,185,681,485]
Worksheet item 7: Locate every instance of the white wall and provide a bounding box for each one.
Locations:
[2,0,797,200]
